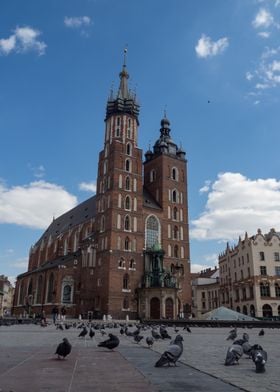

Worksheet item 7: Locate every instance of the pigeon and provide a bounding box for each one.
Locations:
[134,335,144,344]
[56,324,64,331]
[224,344,243,366]
[258,329,265,336]
[100,329,106,336]
[124,327,134,337]
[242,342,252,357]
[120,328,124,335]
[248,344,263,359]
[151,328,161,340]
[78,326,88,338]
[160,326,171,339]
[98,333,120,350]
[242,332,249,342]
[89,328,95,339]
[146,336,154,348]
[252,349,267,373]
[183,326,191,333]
[226,328,237,341]
[55,338,72,359]
[155,335,184,367]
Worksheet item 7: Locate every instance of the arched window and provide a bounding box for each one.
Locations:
[124,215,131,231]
[118,257,125,268]
[129,259,135,269]
[150,169,156,182]
[125,159,131,172]
[36,275,43,304]
[125,196,131,210]
[125,176,130,190]
[172,190,178,203]
[145,215,160,249]
[173,225,179,239]
[126,143,131,156]
[123,274,129,290]
[100,215,105,232]
[173,207,178,220]
[262,304,272,318]
[47,273,54,303]
[63,285,71,303]
[124,237,130,251]
[172,167,178,181]
[123,297,129,309]
[174,245,179,258]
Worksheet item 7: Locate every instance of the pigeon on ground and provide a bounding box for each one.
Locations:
[252,348,267,373]
[98,333,120,350]
[248,344,263,359]
[258,329,265,336]
[89,328,95,339]
[120,328,124,335]
[155,335,184,367]
[242,341,252,357]
[146,336,154,348]
[226,328,237,341]
[124,327,134,337]
[183,326,191,333]
[224,344,243,366]
[100,329,106,336]
[160,326,171,339]
[134,335,144,344]
[78,326,88,338]
[56,324,64,331]
[152,328,161,340]
[242,332,249,342]
[55,338,72,359]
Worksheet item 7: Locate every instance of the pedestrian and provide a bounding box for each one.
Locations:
[61,306,66,322]
[51,306,58,324]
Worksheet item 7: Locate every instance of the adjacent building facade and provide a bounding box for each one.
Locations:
[13,58,191,320]
[219,228,280,318]
[0,276,14,317]
[191,267,220,318]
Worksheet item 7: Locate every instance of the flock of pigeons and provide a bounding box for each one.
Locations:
[54,320,268,373]
[54,321,188,367]
[225,327,267,373]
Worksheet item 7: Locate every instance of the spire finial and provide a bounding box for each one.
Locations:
[123,46,128,67]
[164,105,167,118]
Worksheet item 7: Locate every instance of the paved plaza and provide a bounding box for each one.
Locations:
[0,322,278,391]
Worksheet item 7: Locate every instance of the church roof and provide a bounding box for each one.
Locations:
[36,195,97,245]
[143,187,161,210]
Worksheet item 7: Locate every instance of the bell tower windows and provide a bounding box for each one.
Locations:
[125,159,131,172]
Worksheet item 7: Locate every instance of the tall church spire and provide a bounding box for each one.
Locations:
[105,48,140,123]
[117,48,129,99]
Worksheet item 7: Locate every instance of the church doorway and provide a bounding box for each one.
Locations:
[165,298,174,319]
[150,297,160,319]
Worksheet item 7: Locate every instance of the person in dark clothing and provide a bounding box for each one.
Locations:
[51,306,59,324]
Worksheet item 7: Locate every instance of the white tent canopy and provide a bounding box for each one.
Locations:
[200,306,258,321]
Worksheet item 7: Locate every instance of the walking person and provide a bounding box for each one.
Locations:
[51,306,59,324]
[61,306,66,322]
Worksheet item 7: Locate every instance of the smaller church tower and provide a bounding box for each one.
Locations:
[142,115,191,317]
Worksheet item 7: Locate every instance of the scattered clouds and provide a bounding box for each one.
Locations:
[252,8,274,28]
[191,263,213,273]
[64,16,92,36]
[64,16,91,28]
[191,172,280,241]
[79,181,96,193]
[258,31,271,38]
[195,34,229,58]
[28,164,46,179]
[0,26,46,56]
[0,180,77,229]
[246,46,280,96]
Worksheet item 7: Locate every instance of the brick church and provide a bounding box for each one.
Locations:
[13,56,191,320]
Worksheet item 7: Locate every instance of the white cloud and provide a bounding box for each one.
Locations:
[195,34,229,58]
[191,172,280,241]
[79,181,96,193]
[28,164,46,178]
[199,180,211,194]
[252,8,274,28]
[191,263,212,273]
[0,26,46,56]
[246,71,254,81]
[0,180,77,229]
[64,16,91,28]
[258,31,271,38]
[13,258,28,269]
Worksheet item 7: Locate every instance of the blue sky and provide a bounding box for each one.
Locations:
[2,0,280,284]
